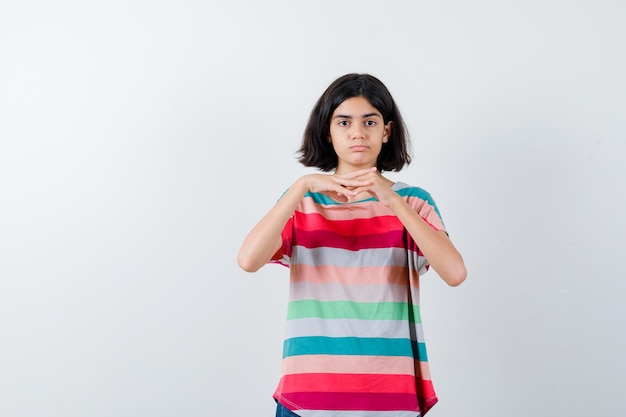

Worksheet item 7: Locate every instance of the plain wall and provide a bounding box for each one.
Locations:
[1,1,624,416]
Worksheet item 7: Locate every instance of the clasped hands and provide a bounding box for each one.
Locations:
[302,167,398,206]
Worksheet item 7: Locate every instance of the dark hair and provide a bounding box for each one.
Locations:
[297,73,411,172]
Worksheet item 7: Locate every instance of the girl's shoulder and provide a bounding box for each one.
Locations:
[393,182,441,210]
[392,182,432,198]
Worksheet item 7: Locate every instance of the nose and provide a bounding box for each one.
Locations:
[350,124,365,139]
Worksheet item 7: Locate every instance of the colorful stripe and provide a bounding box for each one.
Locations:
[281,355,421,376]
[293,228,406,251]
[279,373,417,394]
[289,281,412,303]
[284,318,425,340]
[283,336,428,359]
[293,212,403,235]
[291,246,408,268]
[289,264,411,285]
[286,300,413,321]
[294,411,422,417]
[277,391,420,412]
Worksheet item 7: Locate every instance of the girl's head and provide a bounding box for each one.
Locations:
[298,73,411,172]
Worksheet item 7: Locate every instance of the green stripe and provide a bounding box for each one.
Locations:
[409,302,422,324]
[287,300,421,323]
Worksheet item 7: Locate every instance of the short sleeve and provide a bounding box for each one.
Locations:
[269,213,294,268]
[406,187,446,234]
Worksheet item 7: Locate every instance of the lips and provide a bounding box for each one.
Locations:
[350,146,368,151]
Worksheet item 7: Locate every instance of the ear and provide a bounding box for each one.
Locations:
[383,121,393,143]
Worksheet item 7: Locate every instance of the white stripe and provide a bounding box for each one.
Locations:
[285,317,425,342]
[289,281,412,303]
[292,246,407,268]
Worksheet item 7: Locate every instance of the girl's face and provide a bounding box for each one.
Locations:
[328,96,392,174]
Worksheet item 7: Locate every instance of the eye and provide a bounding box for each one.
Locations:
[338,120,349,127]
[365,120,377,126]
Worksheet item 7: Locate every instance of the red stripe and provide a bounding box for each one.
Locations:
[279,373,417,394]
[294,212,403,236]
[294,229,405,250]
[416,377,436,401]
[277,391,420,412]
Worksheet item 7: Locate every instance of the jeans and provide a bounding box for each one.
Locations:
[276,402,300,417]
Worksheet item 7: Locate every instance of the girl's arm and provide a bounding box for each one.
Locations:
[388,195,467,286]
[237,170,373,272]
[345,170,467,286]
[237,178,308,272]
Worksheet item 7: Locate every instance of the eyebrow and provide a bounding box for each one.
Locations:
[332,112,382,119]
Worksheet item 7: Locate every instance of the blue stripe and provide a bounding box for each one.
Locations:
[411,340,429,361]
[304,191,376,205]
[283,336,428,359]
[302,185,443,222]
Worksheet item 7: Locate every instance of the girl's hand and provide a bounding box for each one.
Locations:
[344,168,400,206]
[301,168,377,202]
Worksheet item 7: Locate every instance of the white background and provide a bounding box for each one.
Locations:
[1,1,624,416]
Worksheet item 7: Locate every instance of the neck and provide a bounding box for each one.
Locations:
[334,163,378,176]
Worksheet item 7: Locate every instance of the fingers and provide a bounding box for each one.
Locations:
[307,174,362,197]
[333,168,378,189]
[342,171,396,204]
[306,169,389,202]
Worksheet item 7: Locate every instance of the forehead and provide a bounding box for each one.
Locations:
[332,96,381,117]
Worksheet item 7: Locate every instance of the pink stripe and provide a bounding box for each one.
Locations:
[288,282,409,303]
[298,195,445,232]
[299,198,397,219]
[415,359,432,380]
[290,264,411,285]
[281,355,418,376]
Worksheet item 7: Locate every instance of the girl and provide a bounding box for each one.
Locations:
[238,73,466,417]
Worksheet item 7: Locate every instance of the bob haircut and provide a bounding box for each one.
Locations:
[298,73,411,172]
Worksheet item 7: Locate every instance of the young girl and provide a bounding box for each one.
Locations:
[238,73,466,417]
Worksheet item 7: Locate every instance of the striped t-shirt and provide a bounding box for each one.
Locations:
[270,182,446,417]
